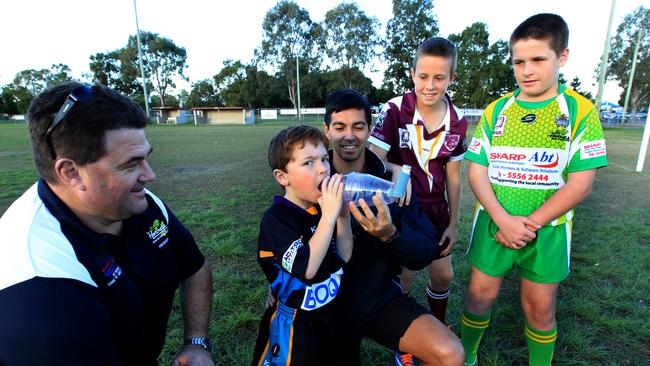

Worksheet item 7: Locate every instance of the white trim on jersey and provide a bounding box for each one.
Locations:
[368,136,390,151]
[384,96,403,113]
[449,153,465,162]
[0,184,96,291]
[145,188,168,223]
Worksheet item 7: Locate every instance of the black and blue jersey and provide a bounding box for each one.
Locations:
[257,196,344,311]
[253,195,344,365]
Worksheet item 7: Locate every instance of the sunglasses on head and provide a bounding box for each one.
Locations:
[45,84,93,159]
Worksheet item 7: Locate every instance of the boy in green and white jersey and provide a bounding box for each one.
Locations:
[461,13,607,366]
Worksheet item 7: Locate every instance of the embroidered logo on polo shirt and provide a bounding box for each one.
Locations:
[147,219,169,248]
[102,255,123,287]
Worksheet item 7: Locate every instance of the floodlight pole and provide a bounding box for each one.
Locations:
[134,0,151,120]
[595,0,616,111]
[621,28,643,125]
[296,53,301,123]
[636,104,650,172]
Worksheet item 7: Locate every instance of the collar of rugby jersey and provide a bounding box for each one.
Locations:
[408,93,453,139]
[329,148,390,180]
[273,195,320,216]
[37,179,118,256]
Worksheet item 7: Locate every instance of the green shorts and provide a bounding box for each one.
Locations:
[467,209,572,283]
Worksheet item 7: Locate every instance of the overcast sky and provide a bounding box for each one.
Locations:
[1,0,645,103]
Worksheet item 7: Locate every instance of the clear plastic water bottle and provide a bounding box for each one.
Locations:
[342,165,411,206]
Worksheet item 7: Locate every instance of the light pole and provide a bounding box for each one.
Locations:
[296,53,301,123]
[133,0,151,120]
[595,0,616,111]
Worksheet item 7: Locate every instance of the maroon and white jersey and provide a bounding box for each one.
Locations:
[369,92,468,205]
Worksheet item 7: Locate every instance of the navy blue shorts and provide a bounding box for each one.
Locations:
[366,294,429,351]
[252,302,338,366]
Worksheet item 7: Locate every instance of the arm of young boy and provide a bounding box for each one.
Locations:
[369,144,412,206]
[528,169,596,226]
[335,205,354,263]
[440,160,461,256]
[468,162,540,249]
[305,174,344,280]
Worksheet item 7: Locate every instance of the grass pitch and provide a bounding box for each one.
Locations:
[1,123,648,365]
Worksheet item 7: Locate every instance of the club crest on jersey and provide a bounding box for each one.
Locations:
[493,115,506,137]
[555,114,569,128]
[147,219,169,248]
[520,113,537,124]
[444,133,460,151]
[399,128,410,149]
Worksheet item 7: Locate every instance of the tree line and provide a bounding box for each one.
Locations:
[1,1,647,116]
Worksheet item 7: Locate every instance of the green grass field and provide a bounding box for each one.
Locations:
[1,123,649,365]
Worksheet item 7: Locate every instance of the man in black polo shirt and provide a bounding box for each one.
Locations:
[323,88,465,366]
[0,82,214,366]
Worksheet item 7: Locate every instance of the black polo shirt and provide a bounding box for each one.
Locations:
[0,180,205,366]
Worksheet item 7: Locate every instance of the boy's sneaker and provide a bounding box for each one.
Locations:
[394,351,415,366]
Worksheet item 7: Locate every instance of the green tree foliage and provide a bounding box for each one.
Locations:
[297,67,377,107]
[186,79,222,108]
[13,69,48,96]
[1,65,73,114]
[47,64,73,86]
[89,50,142,97]
[214,60,287,108]
[90,31,187,107]
[1,84,27,114]
[383,0,438,96]
[321,3,382,88]
[448,22,515,108]
[606,6,649,117]
[569,76,594,100]
[13,64,72,95]
[256,0,321,108]
[122,31,188,107]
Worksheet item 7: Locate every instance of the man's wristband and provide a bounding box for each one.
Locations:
[183,337,212,353]
[381,229,399,244]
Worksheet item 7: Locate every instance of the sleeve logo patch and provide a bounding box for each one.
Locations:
[374,111,386,129]
[282,238,304,273]
[580,140,606,159]
[399,128,410,149]
[468,137,482,154]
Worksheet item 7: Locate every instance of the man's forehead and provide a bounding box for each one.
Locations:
[331,109,368,124]
[103,128,150,153]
